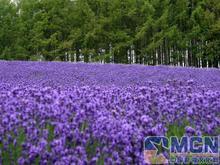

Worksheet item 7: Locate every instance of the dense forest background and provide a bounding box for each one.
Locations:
[0,0,219,67]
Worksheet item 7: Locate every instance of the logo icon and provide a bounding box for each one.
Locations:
[144,136,219,164]
[144,136,169,164]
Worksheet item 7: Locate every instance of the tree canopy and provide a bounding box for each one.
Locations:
[0,0,219,67]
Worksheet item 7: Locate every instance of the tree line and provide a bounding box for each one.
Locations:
[0,0,220,67]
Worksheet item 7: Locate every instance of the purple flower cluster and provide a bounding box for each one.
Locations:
[0,61,219,164]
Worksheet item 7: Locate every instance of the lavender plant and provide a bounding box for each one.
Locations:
[0,61,219,164]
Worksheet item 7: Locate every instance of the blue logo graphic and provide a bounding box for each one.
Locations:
[144,136,219,164]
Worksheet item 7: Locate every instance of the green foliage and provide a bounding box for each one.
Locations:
[0,128,26,164]
[86,138,103,161]
[0,0,219,67]
[45,123,55,152]
[29,55,41,61]
[166,120,190,138]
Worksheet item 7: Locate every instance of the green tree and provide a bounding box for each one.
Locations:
[0,0,219,67]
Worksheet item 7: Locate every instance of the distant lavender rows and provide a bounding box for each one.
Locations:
[0,61,219,164]
[1,61,220,89]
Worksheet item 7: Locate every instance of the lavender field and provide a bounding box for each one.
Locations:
[0,61,220,164]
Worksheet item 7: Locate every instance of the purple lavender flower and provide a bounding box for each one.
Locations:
[0,61,219,164]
